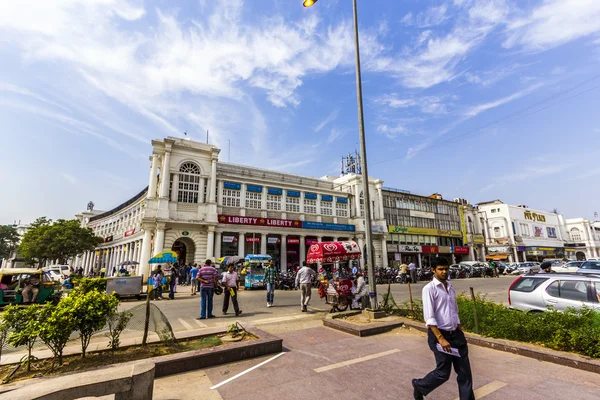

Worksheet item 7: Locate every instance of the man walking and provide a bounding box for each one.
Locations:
[412,257,475,400]
[295,261,316,312]
[263,260,278,307]
[409,261,418,284]
[400,260,409,284]
[197,260,218,319]
[190,263,199,296]
[222,265,242,316]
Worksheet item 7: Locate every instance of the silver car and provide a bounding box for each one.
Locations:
[511,262,541,275]
[508,274,600,312]
[576,260,600,275]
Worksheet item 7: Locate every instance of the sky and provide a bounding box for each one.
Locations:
[1,0,600,225]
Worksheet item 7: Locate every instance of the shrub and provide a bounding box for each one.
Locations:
[105,310,133,352]
[61,290,119,357]
[3,305,40,372]
[38,302,77,366]
[76,278,107,293]
[0,315,9,364]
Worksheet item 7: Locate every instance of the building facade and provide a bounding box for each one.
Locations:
[76,137,388,278]
[563,218,600,260]
[478,201,568,262]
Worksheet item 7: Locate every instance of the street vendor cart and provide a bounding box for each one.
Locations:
[243,254,272,289]
[106,275,146,300]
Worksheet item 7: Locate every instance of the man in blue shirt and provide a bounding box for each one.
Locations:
[190,263,199,296]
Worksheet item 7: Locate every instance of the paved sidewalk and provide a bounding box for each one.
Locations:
[154,326,600,400]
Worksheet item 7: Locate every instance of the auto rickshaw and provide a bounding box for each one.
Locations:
[0,268,58,306]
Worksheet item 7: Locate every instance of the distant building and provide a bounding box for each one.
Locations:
[563,218,600,260]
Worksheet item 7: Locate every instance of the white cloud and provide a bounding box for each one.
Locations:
[481,164,573,192]
[504,0,600,51]
[375,94,449,115]
[377,123,407,139]
[327,127,345,143]
[61,172,77,185]
[463,82,544,117]
[402,5,449,28]
[314,108,340,132]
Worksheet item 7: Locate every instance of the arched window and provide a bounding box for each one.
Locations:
[570,228,582,242]
[178,162,201,203]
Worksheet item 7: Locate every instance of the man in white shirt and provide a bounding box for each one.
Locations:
[408,261,418,284]
[221,265,242,316]
[295,261,316,312]
[412,257,474,400]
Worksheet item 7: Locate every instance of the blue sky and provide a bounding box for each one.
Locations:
[1,0,600,225]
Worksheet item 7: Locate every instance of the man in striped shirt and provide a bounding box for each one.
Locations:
[197,260,218,319]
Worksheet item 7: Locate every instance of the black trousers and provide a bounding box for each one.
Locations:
[222,287,240,314]
[415,329,475,400]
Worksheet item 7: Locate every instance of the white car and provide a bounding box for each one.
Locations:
[552,261,583,273]
[512,262,541,275]
[43,265,70,282]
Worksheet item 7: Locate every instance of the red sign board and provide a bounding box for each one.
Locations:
[287,238,300,245]
[219,215,301,228]
[306,241,361,264]
[124,228,135,237]
[246,237,260,243]
[421,246,439,254]
[454,246,469,255]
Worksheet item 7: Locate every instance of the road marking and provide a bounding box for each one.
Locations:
[194,319,208,328]
[210,352,286,390]
[314,349,401,373]
[178,318,195,331]
[252,313,315,325]
[453,381,507,400]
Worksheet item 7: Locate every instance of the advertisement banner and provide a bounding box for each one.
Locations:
[410,210,435,219]
[222,236,237,243]
[287,238,300,245]
[305,238,319,245]
[219,215,301,228]
[473,234,485,244]
[453,246,469,255]
[389,226,462,238]
[104,235,113,243]
[124,228,135,237]
[398,245,422,253]
[267,237,280,244]
[386,244,399,253]
[245,237,260,243]
[302,221,356,232]
[422,246,439,254]
[438,246,452,254]
[459,206,468,245]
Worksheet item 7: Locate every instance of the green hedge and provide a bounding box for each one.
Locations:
[73,278,107,293]
[395,294,600,358]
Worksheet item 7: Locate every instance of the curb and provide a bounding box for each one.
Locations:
[323,311,404,337]
[400,318,600,375]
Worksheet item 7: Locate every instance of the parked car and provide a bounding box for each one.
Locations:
[42,265,70,283]
[511,262,541,275]
[505,263,520,274]
[552,261,583,274]
[577,260,600,275]
[508,274,600,312]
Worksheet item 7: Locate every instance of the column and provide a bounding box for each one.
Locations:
[154,223,166,255]
[512,246,518,263]
[468,244,475,261]
[215,232,222,259]
[381,238,388,268]
[281,235,287,272]
[316,236,323,269]
[238,232,246,258]
[451,254,456,264]
[376,184,384,220]
[170,173,179,202]
[333,237,339,270]
[106,248,113,275]
[199,177,206,203]
[209,158,217,203]
[417,253,422,269]
[159,150,171,198]
[354,185,361,217]
[148,154,159,198]
[300,235,306,266]
[480,245,486,261]
[206,227,215,260]
[140,229,153,279]
[260,233,267,255]
[358,237,365,270]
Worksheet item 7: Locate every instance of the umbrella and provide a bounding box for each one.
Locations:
[148,250,178,264]
[224,256,242,265]
[118,260,139,266]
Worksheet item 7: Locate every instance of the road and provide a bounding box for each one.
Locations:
[154,324,600,400]
[120,276,516,333]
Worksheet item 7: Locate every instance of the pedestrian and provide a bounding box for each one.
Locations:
[538,261,556,274]
[409,261,418,284]
[295,261,316,312]
[412,257,475,400]
[400,260,409,284]
[222,265,242,316]
[190,263,199,296]
[152,266,164,300]
[351,262,358,276]
[169,265,179,300]
[263,260,278,308]
[352,271,368,309]
[197,259,218,319]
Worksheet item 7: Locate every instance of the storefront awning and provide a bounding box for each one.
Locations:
[486,254,509,261]
[306,241,361,264]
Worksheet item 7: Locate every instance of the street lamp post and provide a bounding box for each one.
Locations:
[304,0,378,310]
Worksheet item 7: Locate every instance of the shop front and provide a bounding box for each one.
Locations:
[525,247,565,262]
[486,246,511,262]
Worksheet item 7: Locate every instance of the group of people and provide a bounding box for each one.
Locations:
[399,260,419,283]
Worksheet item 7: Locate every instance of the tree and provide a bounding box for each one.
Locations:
[3,305,40,372]
[60,290,119,358]
[19,218,103,266]
[38,302,77,366]
[0,225,20,261]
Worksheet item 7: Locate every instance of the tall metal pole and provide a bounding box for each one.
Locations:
[352,0,377,310]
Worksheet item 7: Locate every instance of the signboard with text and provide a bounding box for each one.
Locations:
[218,215,355,232]
[389,226,462,238]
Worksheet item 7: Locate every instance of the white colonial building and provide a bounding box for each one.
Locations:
[75,137,388,278]
[563,218,600,260]
[477,200,568,262]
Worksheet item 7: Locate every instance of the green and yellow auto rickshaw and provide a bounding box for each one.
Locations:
[0,268,58,306]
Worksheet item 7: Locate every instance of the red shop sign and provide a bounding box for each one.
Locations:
[453,246,469,255]
[218,215,301,228]
[246,237,260,243]
[124,228,135,237]
[287,238,300,245]
[421,246,439,254]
